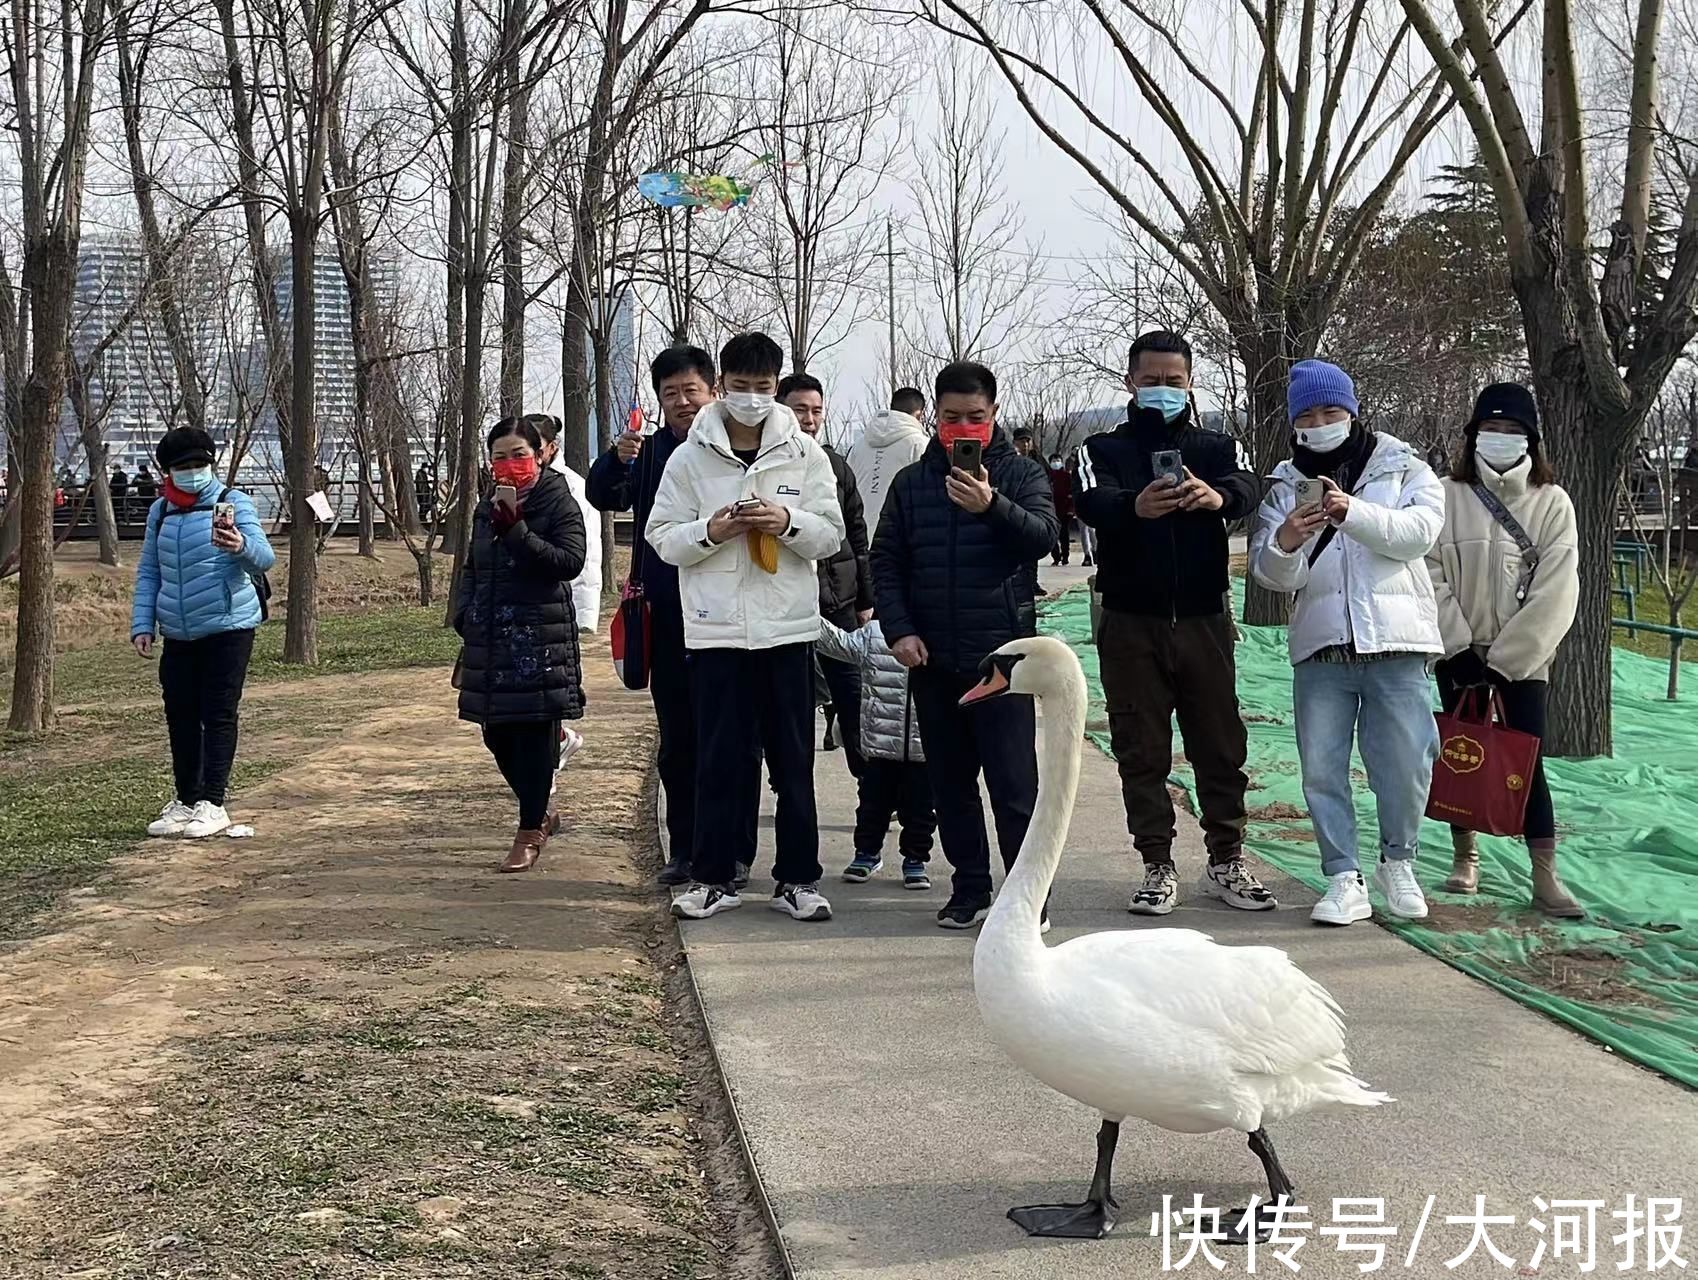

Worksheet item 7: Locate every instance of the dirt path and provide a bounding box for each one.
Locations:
[0,664,783,1280]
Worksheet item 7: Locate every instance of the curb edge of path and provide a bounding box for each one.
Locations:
[674,923,800,1280]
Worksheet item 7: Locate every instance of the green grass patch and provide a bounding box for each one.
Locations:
[40,606,459,710]
[1611,586,1697,666]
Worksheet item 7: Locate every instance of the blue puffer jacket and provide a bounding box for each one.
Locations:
[131,488,277,642]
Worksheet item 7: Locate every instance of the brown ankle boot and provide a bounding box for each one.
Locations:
[501,827,547,873]
[1443,830,1479,894]
[1528,841,1583,919]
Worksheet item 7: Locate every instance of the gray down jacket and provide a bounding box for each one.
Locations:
[815,618,924,764]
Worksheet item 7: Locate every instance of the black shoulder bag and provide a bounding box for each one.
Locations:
[1471,483,1540,603]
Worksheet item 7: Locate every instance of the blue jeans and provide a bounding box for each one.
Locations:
[1292,657,1440,876]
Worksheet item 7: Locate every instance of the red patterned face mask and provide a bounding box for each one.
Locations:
[937,421,993,447]
[491,456,540,490]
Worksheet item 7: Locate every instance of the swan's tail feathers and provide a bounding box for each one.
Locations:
[1321,1058,1394,1108]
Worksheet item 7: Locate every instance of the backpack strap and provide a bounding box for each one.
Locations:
[1471,482,1540,603]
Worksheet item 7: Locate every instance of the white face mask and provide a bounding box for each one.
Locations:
[1475,431,1530,470]
[1295,421,1351,453]
[724,392,774,426]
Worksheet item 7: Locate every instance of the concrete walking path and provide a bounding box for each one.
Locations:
[675,633,1696,1277]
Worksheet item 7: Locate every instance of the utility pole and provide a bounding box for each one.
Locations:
[885,218,897,392]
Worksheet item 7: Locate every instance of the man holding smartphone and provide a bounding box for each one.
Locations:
[870,361,1059,929]
[1074,330,1267,917]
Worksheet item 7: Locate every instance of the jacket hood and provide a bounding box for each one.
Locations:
[689,399,804,456]
[1272,430,1417,486]
[864,409,928,450]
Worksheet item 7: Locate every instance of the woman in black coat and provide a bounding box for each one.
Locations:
[454,416,587,872]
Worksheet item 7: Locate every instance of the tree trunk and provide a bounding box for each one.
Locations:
[1669,603,1682,701]
[497,63,529,419]
[8,232,76,734]
[446,267,488,624]
[560,281,592,474]
[81,422,120,567]
[592,321,617,587]
[1239,334,1293,628]
[283,218,320,665]
[413,544,434,609]
[438,23,472,608]
[356,444,376,558]
[1541,379,1620,757]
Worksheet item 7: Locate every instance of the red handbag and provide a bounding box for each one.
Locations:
[610,575,651,690]
[1426,686,1541,837]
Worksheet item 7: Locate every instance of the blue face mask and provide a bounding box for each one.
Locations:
[171,466,216,493]
[1135,386,1189,424]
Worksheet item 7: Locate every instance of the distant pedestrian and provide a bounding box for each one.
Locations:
[415,463,434,522]
[850,387,929,541]
[453,416,586,873]
[1048,453,1074,565]
[110,465,130,520]
[134,465,157,500]
[1428,383,1583,918]
[131,427,276,842]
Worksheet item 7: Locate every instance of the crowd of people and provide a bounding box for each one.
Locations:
[124,327,1587,929]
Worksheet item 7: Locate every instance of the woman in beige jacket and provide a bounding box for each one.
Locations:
[1427,383,1582,918]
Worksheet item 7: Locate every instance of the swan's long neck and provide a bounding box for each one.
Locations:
[979,664,1087,963]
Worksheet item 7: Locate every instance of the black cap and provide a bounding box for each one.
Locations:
[1468,383,1539,440]
[156,427,217,470]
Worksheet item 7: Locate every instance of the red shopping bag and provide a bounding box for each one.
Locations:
[1426,687,1542,837]
[610,575,651,690]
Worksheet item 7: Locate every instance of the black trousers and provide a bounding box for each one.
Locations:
[691,642,821,887]
[649,605,696,863]
[910,665,1038,902]
[819,653,864,777]
[482,719,558,828]
[159,628,255,807]
[1097,608,1249,865]
[854,758,936,860]
[1436,666,1555,841]
[1052,521,1071,564]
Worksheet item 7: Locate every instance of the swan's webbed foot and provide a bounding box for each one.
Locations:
[1008,1197,1119,1239]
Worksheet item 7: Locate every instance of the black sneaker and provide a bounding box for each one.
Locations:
[937,898,991,930]
[657,856,692,887]
[733,862,751,890]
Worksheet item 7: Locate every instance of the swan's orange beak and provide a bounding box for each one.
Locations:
[959,666,1009,706]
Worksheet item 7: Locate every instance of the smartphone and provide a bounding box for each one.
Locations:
[1294,478,1325,508]
[731,497,763,515]
[950,437,983,474]
[494,484,518,509]
[1152,449,1185,487]
[212,501,236,529]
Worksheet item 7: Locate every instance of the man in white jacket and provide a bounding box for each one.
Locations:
[647,333,846,924]
[849,387,928,541]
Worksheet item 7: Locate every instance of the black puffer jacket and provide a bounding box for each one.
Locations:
[453,469,587,725]
[818,444,873,628]
[870,428,1058,675]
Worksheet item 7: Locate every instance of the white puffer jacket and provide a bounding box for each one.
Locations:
[1250,431,1446,664]
[647,400,845,651]
[549,455,602,632]
[848,409,928,539]
[1426,459,1579,682]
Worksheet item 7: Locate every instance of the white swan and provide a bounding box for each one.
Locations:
[959,637,1392,1241]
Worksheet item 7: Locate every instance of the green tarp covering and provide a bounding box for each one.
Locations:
[1039,584,1698,1091]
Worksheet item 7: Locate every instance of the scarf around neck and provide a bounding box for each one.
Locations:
[1292,421,1376,492]
[162,477,212,509]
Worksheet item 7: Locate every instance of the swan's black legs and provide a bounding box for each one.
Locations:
[1221,1127,1298,1246]
[1008,1120,1121,1239]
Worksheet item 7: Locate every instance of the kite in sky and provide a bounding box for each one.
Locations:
[637,170,752,211]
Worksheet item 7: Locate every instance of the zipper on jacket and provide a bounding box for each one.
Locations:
[946,494,960,671]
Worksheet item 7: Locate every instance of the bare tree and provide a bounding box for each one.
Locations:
[3,0,108,732]
[1624,374,1698,699]
[904,47,1041,366]
[1400,0,1698,754]
[923,0,1513,623]
[751,10,899,373]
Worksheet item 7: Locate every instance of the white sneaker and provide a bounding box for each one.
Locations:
[558,726,584,769]
[1310,871,1373,926]
[182,801,231,840]
[1373,858,1430,920]
[147,800,195,837]
[771,882,833,921]
[671,883,742,920]
[1129,863,1180,915]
